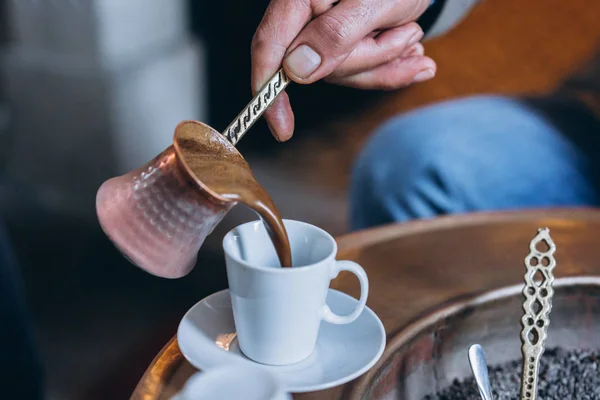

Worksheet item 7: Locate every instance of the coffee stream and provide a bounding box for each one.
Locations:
[174,121,293,268]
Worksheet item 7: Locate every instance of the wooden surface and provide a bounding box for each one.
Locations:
[130,208,600,399]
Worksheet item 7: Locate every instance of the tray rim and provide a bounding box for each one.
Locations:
[343,275,600,399]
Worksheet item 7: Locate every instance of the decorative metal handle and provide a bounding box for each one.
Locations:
[519,228,556,400]
[222,69,291,145]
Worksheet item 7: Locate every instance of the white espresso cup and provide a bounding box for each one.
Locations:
[223,219,369,365]
[172,365,291,400]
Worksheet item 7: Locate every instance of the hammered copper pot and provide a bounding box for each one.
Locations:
[96,70,291,279]
[96,121,236,279]
[344,276,600,400]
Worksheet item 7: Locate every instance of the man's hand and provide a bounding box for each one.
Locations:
[251,0,437,142]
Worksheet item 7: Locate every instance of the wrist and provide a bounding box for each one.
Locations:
[418,0,483,40]
[417,0,446,38]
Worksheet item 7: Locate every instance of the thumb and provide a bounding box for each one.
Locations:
[283,1,382,84]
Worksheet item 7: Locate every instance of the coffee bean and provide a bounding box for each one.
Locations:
[423,348,600,399]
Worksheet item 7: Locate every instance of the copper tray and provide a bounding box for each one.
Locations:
[343,276,600,399]
[131,208,600,399]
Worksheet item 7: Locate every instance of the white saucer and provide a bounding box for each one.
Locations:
[177,288,386,393]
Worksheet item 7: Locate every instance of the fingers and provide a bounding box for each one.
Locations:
[325,55,436,90]
[283,0,386,83]
[311,0,339,15]
[327,22,423,78]
[402,42,424,57]
[251,0,433,141]
[251,0,313,93]
[379,0,432,27]
[282,0,431,84]
[251,0,315,141]
[261,92,295,142]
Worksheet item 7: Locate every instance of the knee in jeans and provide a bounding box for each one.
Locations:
[351,116,439,201]
[351,94,521,199]
[349,117,444,231]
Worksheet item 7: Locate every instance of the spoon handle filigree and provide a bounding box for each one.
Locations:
[520,228,556,400]
[222,69,291,146]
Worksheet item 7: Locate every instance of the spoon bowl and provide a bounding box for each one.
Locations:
[468,344,493,400]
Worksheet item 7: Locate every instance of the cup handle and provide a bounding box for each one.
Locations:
[321,260,369,325]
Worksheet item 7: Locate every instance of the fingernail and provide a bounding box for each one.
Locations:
[266,122,281,142]
[284,45,321,79]
[413,68,435,83]
[412,44,425,56]
[408,30,423,46]
[404,43,424,57]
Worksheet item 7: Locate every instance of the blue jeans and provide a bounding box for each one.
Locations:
[350,95,600,230]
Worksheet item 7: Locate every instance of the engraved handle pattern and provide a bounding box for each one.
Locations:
[222,69,290,145]
[520,228,556,400]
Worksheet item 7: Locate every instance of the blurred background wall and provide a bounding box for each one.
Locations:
[1,0,205,221]
[0,0,9,168]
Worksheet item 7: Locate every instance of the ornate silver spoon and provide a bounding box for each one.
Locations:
[519,228,556,400]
